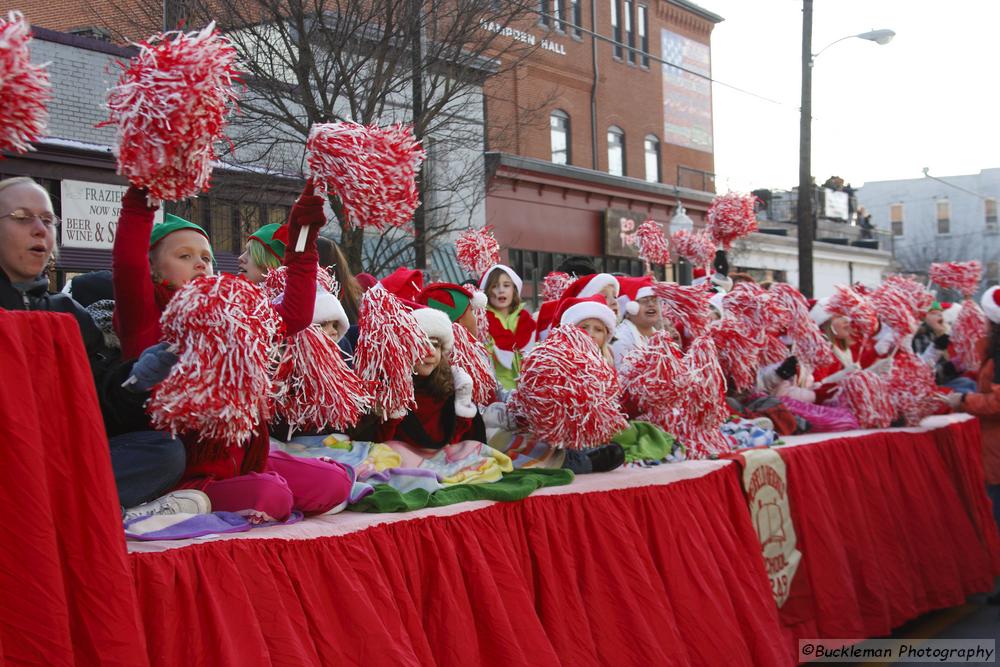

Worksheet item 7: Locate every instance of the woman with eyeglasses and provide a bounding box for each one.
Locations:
[0,176,102,352]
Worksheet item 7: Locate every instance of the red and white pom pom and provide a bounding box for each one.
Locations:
[826,285,879,338]
[541,271,574,301]
[723,282,767,329]
[951,299,988,370]
[767,283,835,367]
[930,261,982,298]
[759,333,789,367]
[306,122,425,231]
[871,283,918,338]
[882,275,935,320]
[670,229,716,268]
[508,326,628,450]
[271,327,371,437]
[708,319,762,392]
[353,284,432,418]
[103,23,241,201]
[455,226,501,276]
[620,330,686,408]
[653,281,714,341]
[0,12,50,154]
[840,370,895,429]
[636,218,671,265]
[148,274,279,445]
[888,349,939,427]
[641,334,731,459]
[706,191,758,250]
[450,322,496,405]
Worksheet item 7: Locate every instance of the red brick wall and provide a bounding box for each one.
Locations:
[485,0,717,188]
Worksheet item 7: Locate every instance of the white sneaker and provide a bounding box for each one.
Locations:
[123,490,211,523]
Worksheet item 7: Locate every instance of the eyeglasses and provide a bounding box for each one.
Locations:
[0,208,59,228]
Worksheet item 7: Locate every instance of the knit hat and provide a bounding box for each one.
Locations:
[378,267,424,308]
[561,273,619,301]
[616,275,656,316]
[556,294,617,336]
[84,298,119,350]
[417,282,487,323]
[313,286,350,340]
[66,270,113,307]
[248,223,288,261]
[479,264,523,294]
[981,286,1000,324]
[809,297,832,326]
[149,213,211,250]
[412,307,454,353]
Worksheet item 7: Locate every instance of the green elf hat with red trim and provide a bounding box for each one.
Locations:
[248,223,288,261]
[418,282,485,323]
[149,213,211,250]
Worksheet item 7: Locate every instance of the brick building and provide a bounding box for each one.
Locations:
[481,0,722,295]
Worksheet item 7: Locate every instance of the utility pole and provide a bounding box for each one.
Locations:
[797,0,814,298]
[411,0,427,270]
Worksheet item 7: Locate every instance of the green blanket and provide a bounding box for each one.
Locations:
[611,420,679,463]
[348,468,574,513]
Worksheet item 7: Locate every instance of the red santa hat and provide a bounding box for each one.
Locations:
[534,300,561,342]
[981,286,1000,324]
[411,307,455,353]
[479,264,523,294]
[616,275,656,316]
[692,266,733,292]
[561,272,620,301]
[312,286,350,340]
[556,294,618,336]
[378,267,424,307]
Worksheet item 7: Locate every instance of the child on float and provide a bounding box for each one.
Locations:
[112,182,351,523]
[481,264,536,390]
[942,286,1000,534]
[376,308,512,482]
[612,275,661,368]
[560,272,621,318]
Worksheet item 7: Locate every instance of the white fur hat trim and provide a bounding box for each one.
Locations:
[809,298,832,327]
[578,273,619,299]
[412,307,455,352]
[560,301,617,336]
[313,290,350,340]
[981,286,1000,324]
[479,264,523,294]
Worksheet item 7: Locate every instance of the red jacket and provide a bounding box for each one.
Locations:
[111,188,321,482]
[958,357,1000,485]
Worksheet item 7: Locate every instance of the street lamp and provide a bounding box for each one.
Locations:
[797,2,894,297]
[670,199,694,283]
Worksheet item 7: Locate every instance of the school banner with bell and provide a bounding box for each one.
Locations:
[736,448,811,623]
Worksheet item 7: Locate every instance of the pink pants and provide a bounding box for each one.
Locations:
[203,451,353,522]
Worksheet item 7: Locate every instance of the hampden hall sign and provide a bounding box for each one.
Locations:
[479,19,567,56]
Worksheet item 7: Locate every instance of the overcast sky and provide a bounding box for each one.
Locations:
[704,0,1000,193]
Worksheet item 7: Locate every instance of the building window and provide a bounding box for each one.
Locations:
[551,0,564,30]
[890,203,903,237]
[607,126,625,176]
[988,261,1000,288]
[637,4,648,66]
[643,134,659,183]
[539,0,550,27]
[550,110,570,165]
[624,0,635,63]
[569,0,582,36]
[611,0,622,59]
[987,198,998,231]
[936,199,950,235]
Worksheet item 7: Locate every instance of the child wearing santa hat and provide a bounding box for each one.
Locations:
[560,272,621,317]
[942,286,1000,534]
[555,294,618,366]
[612,275,661,368]
[113,181,351,523]
[481,264,536,389]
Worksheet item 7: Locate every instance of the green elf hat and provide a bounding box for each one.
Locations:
[417,282,483,323]
[248,223,288,262]
[149,213,211,250]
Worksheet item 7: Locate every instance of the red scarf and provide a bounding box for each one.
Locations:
[487,308,536,351]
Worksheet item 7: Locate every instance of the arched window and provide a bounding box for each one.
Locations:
[607,126,625,176]
[643,134,660,183]
[550,110,570,165]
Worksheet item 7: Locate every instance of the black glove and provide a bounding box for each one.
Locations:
[776,356,798,380]
[932,334,950,351]
[126,342,178,392]
[713,249,729,277]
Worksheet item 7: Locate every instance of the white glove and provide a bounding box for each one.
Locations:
[867,357,894,377]
[482,401,518,431]
[941,392,963,410]
[452,367,477,418]
[873,323,897,356]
